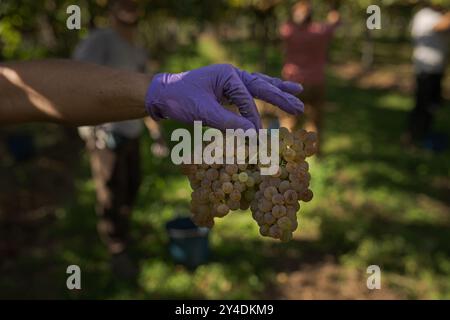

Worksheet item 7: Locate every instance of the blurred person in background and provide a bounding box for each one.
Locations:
[279,0,340,155]
[404,2,450,151]
[74,0,168,279]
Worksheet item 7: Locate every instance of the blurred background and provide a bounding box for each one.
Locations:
[0,0,449,299]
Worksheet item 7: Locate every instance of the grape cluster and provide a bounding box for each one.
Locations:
[250,128,316,242]
[181,161,260,229]
[180,128,317,241]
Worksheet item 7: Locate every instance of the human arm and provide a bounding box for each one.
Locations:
[1,60,304,130]
[0,59,149,126]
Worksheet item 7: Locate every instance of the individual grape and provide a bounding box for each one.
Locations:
[245,176,255,188]
[269,225,281,239]
[195,170,205,181]
[238,171,249,183]
[195,204,210,216]
[258,198,273,212]
[284,190,298,205]
[224,164,238,175]
[291,141,303,153]
[289,172,300,182]
[252,171,261,184]
[215,204,230,217]
[201,178,212,188]
[227,199,240,211]
[286,162,298,173]
[212,180,222,191]
[268,177,281,187]
[233,181,246,193]
[298,161,309,173]
[271,193,285,205]
[219,172,231,183]
[294,129,308,140]
[206,168,219,180]
[305,146,317,157]
[208,192,218,204]
[259,225,270,237]
[189,179,201,190]
[292,201,301,211]
[196,188,210,203]
[279,127,290,139]
[286,206,298,219]
[280,167,289,179]
[294,149,306,161]
[278,180,291,194]
[214,189,225,201]
[231,173,239,181]
[252,210,263,222]
[282,133,294,147]
[263,186,278,200]
[304,131,318,144]
[237,163,248,171]
[300,189,313,202]
[222,182,234,194]
[277,216,292,231]
[272,205,287,218]
[290,180,306,193]
[250,201,259,213]
[259,181,269,191]
[282,148,296,162]
[229,190,242,202]
[264,212,276,224]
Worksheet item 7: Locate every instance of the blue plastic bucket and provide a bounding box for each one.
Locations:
[165,217,210,269]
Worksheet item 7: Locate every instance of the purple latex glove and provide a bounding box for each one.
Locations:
[145,64,303,131]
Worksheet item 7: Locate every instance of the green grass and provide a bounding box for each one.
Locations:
[1,38,449,299]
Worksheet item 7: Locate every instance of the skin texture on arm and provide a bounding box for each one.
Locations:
[0,59,150,126]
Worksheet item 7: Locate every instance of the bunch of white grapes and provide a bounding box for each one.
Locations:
[180,128,317,242]
[250,128,316,242]
[180,160,260,229]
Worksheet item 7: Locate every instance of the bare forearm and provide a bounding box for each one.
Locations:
[0,59,150,126]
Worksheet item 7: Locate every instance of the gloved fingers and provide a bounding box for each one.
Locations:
[201,97,257,132]
[243,75,304,115]
[252,72,303,95]
[220,66,262,130]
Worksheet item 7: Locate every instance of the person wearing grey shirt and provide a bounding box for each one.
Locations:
[73,0,166,279]
[405,4,450,149]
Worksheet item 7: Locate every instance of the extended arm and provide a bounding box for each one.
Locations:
[1,60,304,131]
[0,59,149,126]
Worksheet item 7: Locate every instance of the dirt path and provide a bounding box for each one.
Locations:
[270,262,401,299]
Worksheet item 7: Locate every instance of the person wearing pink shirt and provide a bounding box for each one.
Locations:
[280,0,340,154]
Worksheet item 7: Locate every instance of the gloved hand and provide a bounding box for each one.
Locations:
[145,64,304,131]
